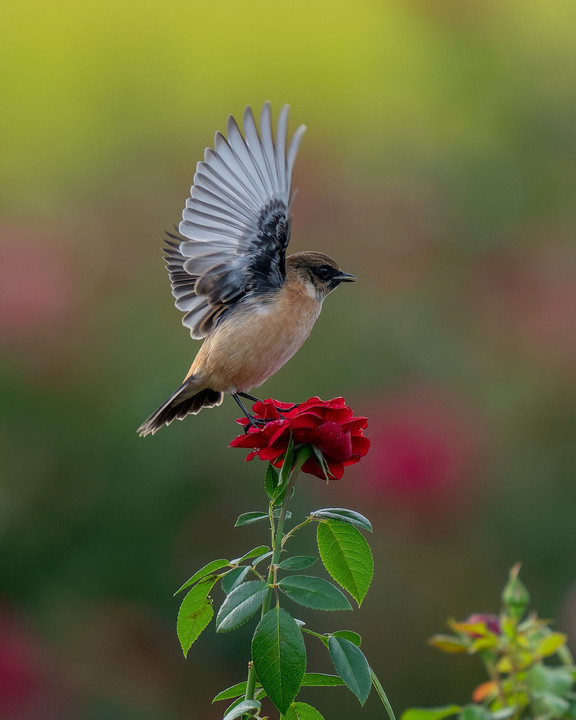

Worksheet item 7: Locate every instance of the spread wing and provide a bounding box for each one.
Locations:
[165,103,306,339]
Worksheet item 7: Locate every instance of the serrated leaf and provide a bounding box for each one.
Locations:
[222,698,261,720]
[401,706,462,720]
[279,556,318,571]
[221,566,252,595]
[279,575,352,611]
[328,635,371,705]
[317,521,373,606]
[213,681,248,702]
[174,559,229,595]
[231,545,270,565]
[216,580,269,633]
[311,508,372,532]
[252,550,274,567]
[302,672,345,687]
[177,576,218,657]
[266,462,280,499]
[235,511,269,527]
[536,632,567,658]
[252,607,306,714]
[331,630,362,646]
[282,701,326,719]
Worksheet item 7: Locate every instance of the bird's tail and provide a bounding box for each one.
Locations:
[137,379,223,437]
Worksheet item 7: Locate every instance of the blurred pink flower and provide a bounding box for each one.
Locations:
[0,225,77,344]
[470,239,576,376]
[354,387,486,515]
[0,604,72,719]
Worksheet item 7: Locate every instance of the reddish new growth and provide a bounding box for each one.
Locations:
[230,397,370,480]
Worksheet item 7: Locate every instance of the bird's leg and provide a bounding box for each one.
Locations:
[231,393,270,429]
[237,392,262,404]
[237,392,299,414]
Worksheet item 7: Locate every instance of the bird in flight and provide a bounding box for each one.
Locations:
[138,103,355,437]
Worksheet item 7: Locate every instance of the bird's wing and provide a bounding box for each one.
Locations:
[165,103,306,339]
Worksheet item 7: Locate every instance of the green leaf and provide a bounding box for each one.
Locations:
[302,673,345,687]
[266,462,280,499]
[273,508,292,519]
[311,508,372,532]
[177,576,218,657]
[231,545,270,564]
[212,681,248,702]
[252,550,274,567]
[401,706,462,720]
[532,692,570,719]
[331,630,362,646]
[278,556,318,571]
[276,434,295,501]
[317,521,374,606]
[459,706,491,720]
[428,634,469,654]
[282,701,326,719]
[535,632,568,658]
[216,580,269,633]
[252,606,306,714]
[328,635,371,705]
[235,511,270,527]
[490,710,515,720]
[174,558,229,595]
[279,575,352,611]
[527,663,574,696]
[222,698,261,720]
[221,566,251,595]
[312,445,332,481]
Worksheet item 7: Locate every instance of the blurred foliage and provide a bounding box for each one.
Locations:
[1,0,576,718]
[404,565,576,720]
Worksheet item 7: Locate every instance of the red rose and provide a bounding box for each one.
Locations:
[230,397,370,480]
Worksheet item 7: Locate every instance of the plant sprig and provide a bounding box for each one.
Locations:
[176,445,395,720]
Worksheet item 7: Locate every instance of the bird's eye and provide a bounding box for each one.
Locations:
[314,265,332,279]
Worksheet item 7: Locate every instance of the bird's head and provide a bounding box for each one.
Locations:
[286,251,355,301]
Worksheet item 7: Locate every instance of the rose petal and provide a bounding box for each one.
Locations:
[231,395,370,480]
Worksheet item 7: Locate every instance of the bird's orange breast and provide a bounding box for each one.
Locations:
[186,284,322,393]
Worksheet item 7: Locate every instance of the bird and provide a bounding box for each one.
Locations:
[138,102,355,437]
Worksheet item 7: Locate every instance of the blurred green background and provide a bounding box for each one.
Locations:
[2,0,576,718]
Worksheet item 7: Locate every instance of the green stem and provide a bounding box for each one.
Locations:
[281,517,313,547]
[484,656,507,708]
[244,455,304,712]
[370,668,397,720]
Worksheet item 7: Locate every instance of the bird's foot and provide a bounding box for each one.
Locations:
[243,415,279,433]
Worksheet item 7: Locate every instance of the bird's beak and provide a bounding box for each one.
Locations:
[333,271,356,282]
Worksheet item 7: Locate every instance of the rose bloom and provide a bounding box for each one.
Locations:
[230,397,370,479]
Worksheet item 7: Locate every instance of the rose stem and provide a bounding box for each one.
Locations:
[244,450,308,709]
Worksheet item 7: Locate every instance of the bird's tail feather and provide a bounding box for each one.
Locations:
[138,380,223,437]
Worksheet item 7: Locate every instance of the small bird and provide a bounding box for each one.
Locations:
[138,103,355,437]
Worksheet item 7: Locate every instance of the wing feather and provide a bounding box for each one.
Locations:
[165,103,306,339]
